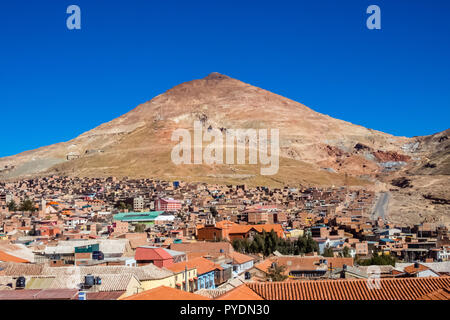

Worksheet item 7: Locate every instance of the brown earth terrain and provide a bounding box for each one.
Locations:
[0,73,448,225]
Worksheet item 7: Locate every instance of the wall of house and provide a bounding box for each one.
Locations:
[197,227,223,241]
[248,267,267,280]
[174,268,197,292]
[197,271,215,290]
[234,261,254,275]
[140,275,177,291]
[121,276,143,298]
[417,269,439,277]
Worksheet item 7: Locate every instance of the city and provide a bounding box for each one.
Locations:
[0,176,448,300]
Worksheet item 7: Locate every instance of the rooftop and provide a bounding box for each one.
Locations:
[246,277,450,300]
[121,285,209,300]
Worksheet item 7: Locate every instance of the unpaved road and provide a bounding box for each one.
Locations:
[372,192,390,221]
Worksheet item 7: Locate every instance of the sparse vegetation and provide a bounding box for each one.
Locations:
[391,177,413,189]
[19,198,36,212]
[323,245,334,257]
[116,201,132,212]
[210,206,219,217]
[356,252,396,266]
[266,263,288,282]
[232,230,318,257]
[134,224,146,233]
[7,200,17,212]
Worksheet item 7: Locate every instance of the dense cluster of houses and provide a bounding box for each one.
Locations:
[0,176,448,300]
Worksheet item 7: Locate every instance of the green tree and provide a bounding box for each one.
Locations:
[210,206,219,217]
[7,200,17,212]
[134,224,146,233]
[232,239,243,252]
[232,230,319,256]
[323,245,334,257]
[266,263,288,282]
[357,252,396,266]
[340,246,351,258]
[295,234,318,254]
[19,198,36,212]
[116,201,132,212]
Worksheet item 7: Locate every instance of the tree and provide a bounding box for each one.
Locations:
[210,206,219,217]
[232,239,243,252]
[266,263,288,282]
[134,224,146,233]
[7,200,17,212]
[232,230,318,256]
[116,201,132,212]
[323,245,334,257]
[340,246,351,258]
[19,198,36,212]
[357,252,396,266]
[295,234,318,254]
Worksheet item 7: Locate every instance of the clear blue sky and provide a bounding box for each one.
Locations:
[1,0,449,157]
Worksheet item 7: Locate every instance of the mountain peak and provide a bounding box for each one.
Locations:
[204,72,230,80]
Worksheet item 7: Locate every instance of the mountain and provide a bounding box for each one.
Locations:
[0,72,448,224]
[383,129,450,226]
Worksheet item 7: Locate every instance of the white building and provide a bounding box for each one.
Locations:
[133,196,144,212]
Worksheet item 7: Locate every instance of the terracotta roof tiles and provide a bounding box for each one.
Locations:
[246,277,450,300]
[167,257,222,275]
[216,284,264,300]
[227,252,255,265]
[419,288,450,300]
[0,251,30,263]
[404,263,430,274]
[121,286,210,300]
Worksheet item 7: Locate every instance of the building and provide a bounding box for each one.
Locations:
[227,251,255,276]
[167,257,223,290]
[249,256,354,280]
[245,277,450,300]
[121,285,209,300]
[155,198,182,212]
[133,196,144,212]
[197,221,285,242]
[397,262,441,278]
[135,247,174,267]
[113,211,163,225]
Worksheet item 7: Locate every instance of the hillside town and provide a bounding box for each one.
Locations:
[0,176,448,300]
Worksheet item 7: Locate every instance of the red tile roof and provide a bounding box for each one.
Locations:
[216,284,264,300]
[419,288,450,300]
[0,289,78,300]
[210,221,285,238]
[254,256,353,275]
[0,251,30,263]
[82,291,126,300]
[404,263,430,274]
[135,247,172,261]
[246,277,450,300]
[121,286,210,300]
[227,251,254,265]
[228,224,285,238]
[167,257,222,275]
